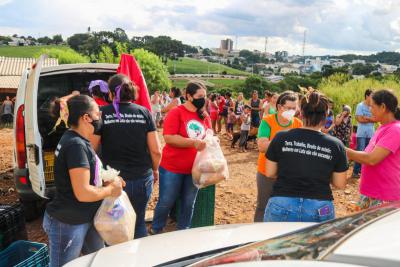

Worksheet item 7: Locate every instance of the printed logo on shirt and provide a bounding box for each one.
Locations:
[281,140,333,160]
[104,113,146,125]
[186,120,205,139]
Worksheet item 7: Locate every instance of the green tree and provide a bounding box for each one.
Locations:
[97,45,116,63]
[113,28,129,43]
[52,34,63,45]
[243,75,269,98]
[131,48,172,93]
[67,33,90,52]
[37,36,52,45]
[352,63,376,75]
[202,48,213,56]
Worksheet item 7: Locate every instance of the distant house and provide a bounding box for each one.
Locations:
[8,37,28,46]
[351,59,366,65]
[379,64,398,74]
[265,75,284,83]
[0,57,58,97]
[280,66,300,75]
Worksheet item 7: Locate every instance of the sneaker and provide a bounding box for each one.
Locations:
[148,228,160,235]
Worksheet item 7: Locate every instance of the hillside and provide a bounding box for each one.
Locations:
[167,57,249,76]
[0,45,69,58]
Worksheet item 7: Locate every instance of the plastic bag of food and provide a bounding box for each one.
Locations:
[192,129,229,188]
[94,166,136,245]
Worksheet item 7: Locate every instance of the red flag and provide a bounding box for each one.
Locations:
[117,54,152,112]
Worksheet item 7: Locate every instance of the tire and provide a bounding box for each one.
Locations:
[20,199,45,222]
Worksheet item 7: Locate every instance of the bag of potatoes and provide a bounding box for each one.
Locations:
[94,166,136,245]
[192,129,229,188]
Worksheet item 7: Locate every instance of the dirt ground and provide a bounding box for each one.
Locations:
[0,128,360,243]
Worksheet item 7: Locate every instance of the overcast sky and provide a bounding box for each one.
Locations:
[1,0,400,56]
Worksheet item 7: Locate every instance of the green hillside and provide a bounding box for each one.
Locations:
[0,45,69,58]
[167,57,249,76]
[172,78,245,90]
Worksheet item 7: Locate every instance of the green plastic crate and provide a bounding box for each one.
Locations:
[175,185,216,228]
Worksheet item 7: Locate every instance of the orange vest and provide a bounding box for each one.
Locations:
[257,114,303,175]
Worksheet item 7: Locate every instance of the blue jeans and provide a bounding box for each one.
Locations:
[124,174,154,239]
[353,137,371,176]
[43,211,104,267]
[152,167,199,232]
[264,196,335,223]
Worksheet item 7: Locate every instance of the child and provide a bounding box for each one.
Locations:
[226,107,236,140]
[350,125,357,150]
[239,105,252,152]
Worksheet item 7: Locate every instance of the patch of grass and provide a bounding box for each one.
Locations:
[0,45,70,58]
[172,78,245,90]
[167,57,249,76]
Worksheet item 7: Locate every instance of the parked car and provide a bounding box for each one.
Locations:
[66,202,400,267]
[13,55,118,220]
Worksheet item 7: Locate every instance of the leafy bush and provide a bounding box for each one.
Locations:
[131,48,171,92]
[319,74,400,115]
[35,48,89,64]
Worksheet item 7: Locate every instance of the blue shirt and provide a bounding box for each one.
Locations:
[355,102,374,138]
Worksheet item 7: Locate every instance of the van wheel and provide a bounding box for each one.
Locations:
[20,199,45,222]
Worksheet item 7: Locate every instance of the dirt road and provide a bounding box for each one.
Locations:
[0,128,360,243]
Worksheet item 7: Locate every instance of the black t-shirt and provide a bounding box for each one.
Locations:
[266,128,348,200]
[46,130,101,224]
[99,103,156,180]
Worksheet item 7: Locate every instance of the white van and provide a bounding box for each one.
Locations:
[13,55,118,220]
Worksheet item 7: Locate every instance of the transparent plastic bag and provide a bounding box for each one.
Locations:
[94,166,136,245]
[192,129,229,188]
[94,192,136,245]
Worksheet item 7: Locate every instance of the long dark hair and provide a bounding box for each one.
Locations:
[108,74,136,101]
[301,90,329,127]
[50,95,95,127]
[170,87,182,98]
[372,89,400,120]
[185,81,207,120]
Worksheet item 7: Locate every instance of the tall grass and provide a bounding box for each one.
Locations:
[319,74,400,115]
[35,47,89,64]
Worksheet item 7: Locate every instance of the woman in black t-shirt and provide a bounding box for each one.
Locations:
[264,90,348,223]
[43,95,124,267]
[94,74,162,239]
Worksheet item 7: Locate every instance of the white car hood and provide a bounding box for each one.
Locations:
[66,222,314,267]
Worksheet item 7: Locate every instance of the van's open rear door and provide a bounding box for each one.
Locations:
[25,56,46,197]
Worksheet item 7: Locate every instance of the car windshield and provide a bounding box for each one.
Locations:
[188,203,400,267]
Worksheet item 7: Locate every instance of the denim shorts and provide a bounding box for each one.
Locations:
[264,196,335,223]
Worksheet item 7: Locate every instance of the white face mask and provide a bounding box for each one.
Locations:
[282,109,296,121]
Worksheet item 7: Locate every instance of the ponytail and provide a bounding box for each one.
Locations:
[49,95,94,128]
[395,107,400,120]
[301,90,329,127]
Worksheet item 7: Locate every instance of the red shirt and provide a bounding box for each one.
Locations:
[160,105,211,174]
[94,97,109,107]
[218,97,226,113]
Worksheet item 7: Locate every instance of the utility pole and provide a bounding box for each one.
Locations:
[235,35,238,50]
[302,30,307,63]
[265,37,268,54]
